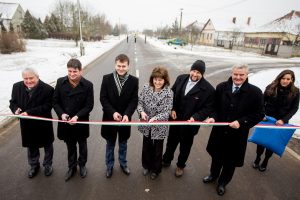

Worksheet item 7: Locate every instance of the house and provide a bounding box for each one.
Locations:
[200,17,253,49]
[184,20,205,44]
[0,2,25,32]
[244,10,300,56]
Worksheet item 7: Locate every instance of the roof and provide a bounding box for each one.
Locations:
[0,2,19,19]
[207,17,255,33]
[185,20,205,31]
[248,10,300,35]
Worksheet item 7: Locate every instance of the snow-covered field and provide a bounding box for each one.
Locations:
[0,35,299,137]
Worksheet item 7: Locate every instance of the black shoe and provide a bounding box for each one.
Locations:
[217,184,226,196]
[106,168,113,178]
[44,165,53,176]
[150,172,158,180]
[252,162,259,169]
[120,165,130,175]
[80,166,87,178]
[203,175,216,183]
[162,161,171,167]
[259,166,267,172]
[143,168,149,176]
[65,167,76,182]
[28,165,40,178]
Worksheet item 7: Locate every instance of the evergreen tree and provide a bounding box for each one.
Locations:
[21,10,48,39]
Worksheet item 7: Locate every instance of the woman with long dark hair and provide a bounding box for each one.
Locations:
[253,69,299,172]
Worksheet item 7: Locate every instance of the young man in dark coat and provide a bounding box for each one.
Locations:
[162,60,215,177]
[10,68,54,178]
[203,64,264,196]
[53,58,94,181]
[100,54,138,178]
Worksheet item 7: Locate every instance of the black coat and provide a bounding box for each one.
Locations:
[9,80,54,148]
[206,78,264,167]
[100,73,138,142]
[264,84,299,123]
[169,74,215,136]
[53,76,94,141]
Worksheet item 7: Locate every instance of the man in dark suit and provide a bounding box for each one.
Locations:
[203,64,264,196]
[53,58,94,181]
[10,68,54,178]
[100,54,138,178]
[162,60,215,177]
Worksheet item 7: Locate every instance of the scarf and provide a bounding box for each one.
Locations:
[113,70,129,95]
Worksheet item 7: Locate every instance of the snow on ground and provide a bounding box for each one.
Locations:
[0,35,299,138]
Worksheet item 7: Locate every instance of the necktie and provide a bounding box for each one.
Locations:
[233,86,239,94]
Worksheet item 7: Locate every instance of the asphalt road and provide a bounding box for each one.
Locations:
[0,36,300,200]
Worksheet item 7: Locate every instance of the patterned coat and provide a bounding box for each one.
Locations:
[137,83,173,140]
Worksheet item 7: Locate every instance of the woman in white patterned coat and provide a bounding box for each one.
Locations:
[137,67,173,180]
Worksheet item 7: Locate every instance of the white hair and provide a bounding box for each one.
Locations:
[232,64,249,74]
[22,67,39,78]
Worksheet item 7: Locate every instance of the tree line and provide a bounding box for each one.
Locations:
[0,0,128,54]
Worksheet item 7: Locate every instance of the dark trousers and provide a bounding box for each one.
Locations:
[65,139,87,169]
[142,135,164,174]
[163,129,195,168]
[27,143,53,168]
[210,157,236,185]
[255,144,273,165]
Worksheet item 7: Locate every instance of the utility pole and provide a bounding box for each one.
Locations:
[78,0,84,56]
[179,8,183,33]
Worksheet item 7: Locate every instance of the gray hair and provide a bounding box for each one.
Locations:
[232,64,249,74]
[22,67,39,78]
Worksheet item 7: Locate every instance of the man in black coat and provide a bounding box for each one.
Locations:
[162,60,215,177]
[203,64,264,196]
[10,68,54,178]
[100,54,138,178]
[53,58,94,181]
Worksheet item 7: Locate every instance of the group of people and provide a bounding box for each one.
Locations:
[9,53,299,196]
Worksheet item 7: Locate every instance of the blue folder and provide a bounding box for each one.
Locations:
[248,116,296,157]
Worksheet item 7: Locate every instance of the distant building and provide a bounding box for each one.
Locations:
[200,17,253,49]
[184,20,205,44]
[244,10,300,56]
[0,2,25,32]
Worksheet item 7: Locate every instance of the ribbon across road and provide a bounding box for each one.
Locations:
[1,114,299,130]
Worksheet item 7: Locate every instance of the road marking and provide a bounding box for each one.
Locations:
[136,69,139,77]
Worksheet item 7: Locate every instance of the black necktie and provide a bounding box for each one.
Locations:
[233,86,239,94]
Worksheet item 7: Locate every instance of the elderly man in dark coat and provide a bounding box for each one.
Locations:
[203,64,264,196]
[10,68,54,178]
[100,54,138,178]
[53,58,94,181]
[162,60,215,177]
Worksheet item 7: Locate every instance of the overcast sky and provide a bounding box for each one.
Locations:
[2,0,300,31]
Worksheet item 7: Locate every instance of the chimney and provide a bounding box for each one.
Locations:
[232,17,236,24]
[247,17,251,25]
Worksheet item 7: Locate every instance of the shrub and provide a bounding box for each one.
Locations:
[0,32,26,54]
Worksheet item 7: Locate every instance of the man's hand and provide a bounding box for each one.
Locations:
[15,108,22,115]
[19,112,28,116]
[187,117,195,122]
[61,113,70,121]
[113,112,122,121]
[229,120,240,129]
[68,116,78,125]
[204,118,215,123]
[121,115,129,122]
